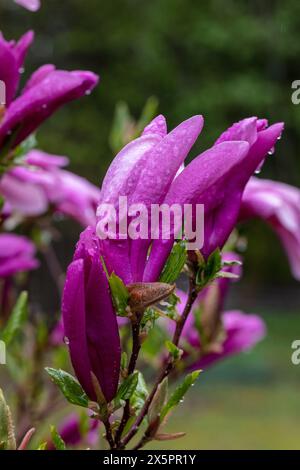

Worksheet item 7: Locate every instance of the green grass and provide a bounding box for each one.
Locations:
[147,311,300,450]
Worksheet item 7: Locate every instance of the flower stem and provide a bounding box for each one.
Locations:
[114,313,142,446]
[103,419,115,450]
[119,276,198,449]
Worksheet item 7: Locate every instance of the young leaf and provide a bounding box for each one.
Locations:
[0,388,16,450]
[37,442,48,450]
[160,370,201,420]
[165,341,183,361]
[50,425,66,450]
[160,240,186,284]
[148,378,168,424]
[121,352,128,372]
[115,371,139,403]
[14,134,37,159]
[45,368,89,408]
[136,96,159,135]
[130,372,148,414]
[108,273,129,316]
[196,248,222,288]
[2,291,28,345]
[204,248,222,281]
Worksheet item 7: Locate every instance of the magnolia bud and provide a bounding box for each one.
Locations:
[127,282,175,312]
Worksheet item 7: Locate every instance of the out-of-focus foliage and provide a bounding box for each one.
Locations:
[1,0,300,287]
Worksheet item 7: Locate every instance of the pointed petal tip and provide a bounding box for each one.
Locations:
[142,114,167,137]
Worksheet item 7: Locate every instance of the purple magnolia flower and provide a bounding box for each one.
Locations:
[97,114,283,284]
[0,233,38,277]
[240,177,300,280]
[144,117,284,281]
[0,31,98,150]
[0,150,101,226]
[98,114,204,284]
[194,310,266,369]
[14,0,40,11]
[62,226,121,402]
[170,253,266,370]
[48,413,99,450]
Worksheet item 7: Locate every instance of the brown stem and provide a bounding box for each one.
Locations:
[103,419,115,450]
[114,315,142,446]
[119,277,197,449]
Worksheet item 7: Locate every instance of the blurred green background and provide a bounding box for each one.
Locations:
[1,0,300,449]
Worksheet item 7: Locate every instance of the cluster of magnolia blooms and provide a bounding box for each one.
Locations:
[1,28,300,447]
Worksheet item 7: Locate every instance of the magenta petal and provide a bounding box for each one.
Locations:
[0,233,38,277]
[14,0,41,12]
[62,259,95,400]
[85,253,121,402]
[64,227,121,402]
[195,310,266,369]
[0,31,33,106]
[22,64,56,94]
[240,177,300,280]
[129,115,204,208]
[0,69,99,147]
[25,149,69,169]
[143,141,249,282]
[0,31,33,105]
[99,134,162,205]
[0,172,49,215]
[129,115,203,280]
[142,114,167,137]
[215,117,258,147]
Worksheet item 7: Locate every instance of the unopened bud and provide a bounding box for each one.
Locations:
[127,282,175,312]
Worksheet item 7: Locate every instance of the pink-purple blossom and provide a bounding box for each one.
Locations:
[0,31,98,150]
[48,413,99,449]
[14,0,40,12]
[172,253,266,370]
[240,177,300,281]
[62,227,121,402]
[0,150,101,226]
[0,233,38,277]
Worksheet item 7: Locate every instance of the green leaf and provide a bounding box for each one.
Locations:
[50,425,66,450]
[37,441,48,450]
[115,372,139,403]
[121,352,128,371]
[109,101,133,153]
[196,248,222,288]
[165,341,183,361]
[159,240,186,284]
[2,291,28,345]
[204,248,222,281]
[108,272,129,316]
[14,134,37,159]
[136,96,159,134]
[0,388,16,450]
[130,372,148,414]
[148,377,168,424]
[160,370,202,420]
[45,368,89,408]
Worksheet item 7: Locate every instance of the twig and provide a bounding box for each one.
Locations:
[114,314,142,446]
[119,277,197,449]
[103,419,115,450]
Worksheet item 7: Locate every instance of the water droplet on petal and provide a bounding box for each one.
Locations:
[18,67,25,74]
[64,336,70,345]
[268,147,275,156]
